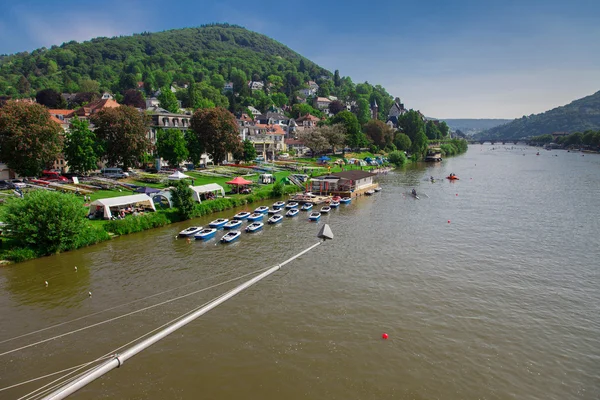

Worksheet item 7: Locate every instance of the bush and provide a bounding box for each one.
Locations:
[271,181,284,197]
[2,191,88,254]
[104,212,174,235]
[170,180,194,220]
[4,247,40,263]
[388,150,408,167]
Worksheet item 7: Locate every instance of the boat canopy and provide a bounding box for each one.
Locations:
[189,183,225,202]
[88,194,156,219]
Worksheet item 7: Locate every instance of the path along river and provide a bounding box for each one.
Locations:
[1,145,599,399]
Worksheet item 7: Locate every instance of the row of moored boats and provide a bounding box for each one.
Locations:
[178,195,360,243]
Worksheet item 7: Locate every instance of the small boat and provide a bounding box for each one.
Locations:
[365,189,375,196]
[233,211,251,220]
[285,202,299,209]
[246,213,264,222]
[194,228,217,240]
[245,222,264,233]
[536,152,540,156]
[273,201,286,208]
[374,187,382,192]
[221,230,241,243]
[254,206,269,214]
[446,174,459,180]
[223,220,242,230]
[320,206,331,214]
[268,214,283,224]
[308,212,321,221]
[332,196,342,202]
[301,203,313,211]
[267,208,281,215]
[178,226,202,237]
[286,208,299,217]
[209,218,229,229]
[329,201,340,208]
[340,197,351,204]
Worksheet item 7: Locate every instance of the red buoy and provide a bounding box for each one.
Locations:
[382,333,388,339]
[456,193,458,196]
[448,220,451,223]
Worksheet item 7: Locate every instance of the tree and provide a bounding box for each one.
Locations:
[394,133,412,152]
[333,70,341,87]
[319,124,346,153]
[2,190,88,254]
[298,129,329,155]
[291,103,322,119]
[170,180,195,220]
[0,101,62,176]
[397,110,426,142]
[36,88,66,108]
[239,139,257,162]
[271,92,288,108]
[79,79,100,93]
[364,120,394,148]
[331,111,368,150]
[439,121,450,137]
[158,87,179,113]
[156,129,189,167]
[184,130,203,166]
[189,107,242,164]
[355,98,371,125]
[16,76,31,94]
[63,117,98,174]
[410,129,429,158]
[328,100,345,115]
[122,89,146,109]
[210,74,226,90]
[70,92,100,107]
[267,75,283,91]
[91,105,150,169]
[388,150,407,167]
[187,80,197,109]
[425,120,441,140]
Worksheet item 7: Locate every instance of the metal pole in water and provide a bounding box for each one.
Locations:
[41,225,333,400]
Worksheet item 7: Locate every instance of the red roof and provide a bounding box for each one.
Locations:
[48,109,75,116]
[49,115,64,125]
[255,123,285,135]
[296,114,319,122]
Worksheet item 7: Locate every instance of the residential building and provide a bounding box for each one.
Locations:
[146,106,192,145]
[299,87,317,97]
[256,112,289,126]
[246,106,261,117]
[285,138,309,155]
[313,97,331,111]
[223,82,234,91]
[74,98,120,119]
[309,170,377,197]
[387,97,407,126]
[146,97,160,109]
[248,81,265,91]
[48,112,71,173]
[295,113,320,130]
[238,120,287,161]
[101,92,114,100]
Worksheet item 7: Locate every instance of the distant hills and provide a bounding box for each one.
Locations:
[474,90,600,140]
[439,119,512,136]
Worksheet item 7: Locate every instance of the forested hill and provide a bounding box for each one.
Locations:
[440,119,512,136]
[0,24,331,97]
[475,90,600,140]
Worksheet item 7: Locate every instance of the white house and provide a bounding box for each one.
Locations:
[313,97,331,110]
[223,82,234,91]
[248,81,265,91]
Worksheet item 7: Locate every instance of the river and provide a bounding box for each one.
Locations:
[1,145,599,399]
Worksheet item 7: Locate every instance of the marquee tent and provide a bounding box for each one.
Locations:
[168,171,191,180]
[88,194,155,220]
[189,184,225,203]
[226,176,253,185]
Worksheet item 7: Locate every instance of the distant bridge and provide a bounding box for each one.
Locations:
[468,139,528,145]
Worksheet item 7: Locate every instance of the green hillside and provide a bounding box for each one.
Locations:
[475,91,600,139]
[440,119,512,135]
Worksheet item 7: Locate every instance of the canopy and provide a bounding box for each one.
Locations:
[135,186,161,194]
[318,156,331,161]
[190,183,225,202]
[88,194,155,220]
[168,171,191,180]
[364,157,373,162]
[226,176,253,185]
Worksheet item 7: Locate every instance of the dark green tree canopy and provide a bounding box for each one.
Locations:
[63,117,99,174]
[156,128,189,167]
[189,107,242,164]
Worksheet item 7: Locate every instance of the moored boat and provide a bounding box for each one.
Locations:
[194,228,217,240]
[308,212,321,221]
[365,189,375,196]
[286,208,299,217]
[320,206,331,213]
[178,226,202,237]
[223,219,242,230]
[340,197,351,204]
[221,230,241,243]
[254,206,269,214]
[268,214,283,224]
[246,212,264,221]
[273,201,286,208]
[374,187,382,192]
[209,218,229,229]
[233,211,251,220]
[332,196,342,202]
[301,202,313,211]
[245,222,264,233]
[285,201,299,209]
[267,208,281,215]
[329,200,340,208]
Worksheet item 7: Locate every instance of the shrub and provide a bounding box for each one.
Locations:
[104,212,173,235]
[4,247,40,263]
[271,181,284,197]
[170,180,194,220]
[2,191,88,254]
[388,150,408,167]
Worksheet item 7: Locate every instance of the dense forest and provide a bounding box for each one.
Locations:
[0,24,396,120]
[475,91,600,140]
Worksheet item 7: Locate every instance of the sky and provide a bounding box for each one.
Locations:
[0,0,599,119]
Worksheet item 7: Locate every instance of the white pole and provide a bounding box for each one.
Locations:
[42,240,324,400]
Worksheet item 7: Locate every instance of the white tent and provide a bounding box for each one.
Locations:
[168,171,191,180]
[88,194,156,220]
[190,184,225,203]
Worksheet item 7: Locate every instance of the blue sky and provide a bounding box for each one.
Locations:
[1,0,599,119]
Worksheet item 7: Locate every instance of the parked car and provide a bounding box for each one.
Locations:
[0,180,13,190]
[100,167,129,179]
[9,179,27,189]
[40,170,69,182]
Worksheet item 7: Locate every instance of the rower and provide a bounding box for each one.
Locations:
[412,188,417,196]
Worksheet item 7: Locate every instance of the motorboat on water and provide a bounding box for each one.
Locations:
[267,208,281,215]
[332,196,342,202]
[301,203,313,211]
[223,219,243,230]
[374,187,382,192]
[320,206,331,213]
[365,189,375,196]
[268,214,283,224]
[233,211,251,220]
[194,228,217,240]
[221,230,241,243]
[329,200,340,208]
[286,208,299,217]
[209,218,229,228]
[273,201,286,208]
[340,197,351,204]
[447,174,459,180]
[308,212,321,221]
[254,206,269,214]
[179,226,202,237]
[245,222,264,233]
[286,202,299,209]
[246,212,264,221]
